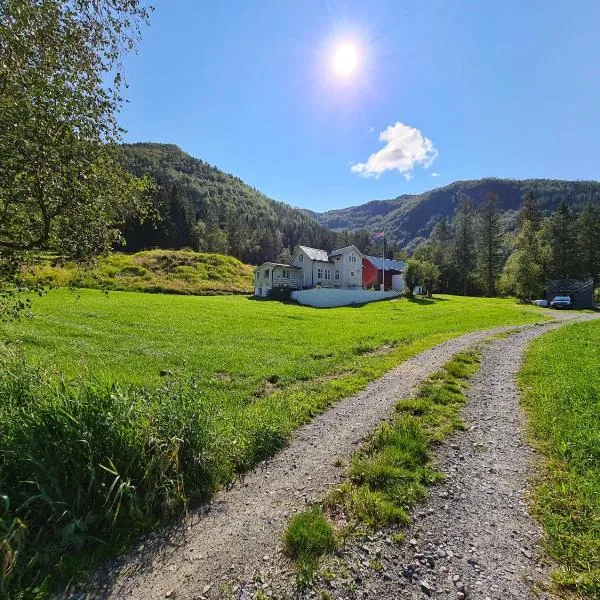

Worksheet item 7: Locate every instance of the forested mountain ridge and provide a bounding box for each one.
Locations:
[314,178,600,250]
[117,143,373,265]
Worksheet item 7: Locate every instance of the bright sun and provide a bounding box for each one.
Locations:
[332,43,359,77]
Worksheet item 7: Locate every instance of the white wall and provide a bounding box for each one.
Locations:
[291,288,401,308]
[392,274,405,292]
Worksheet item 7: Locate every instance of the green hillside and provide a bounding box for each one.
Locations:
[117,143,375,264]
[315,178,600,249]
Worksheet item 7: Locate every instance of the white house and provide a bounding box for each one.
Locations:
[254,245,364,297]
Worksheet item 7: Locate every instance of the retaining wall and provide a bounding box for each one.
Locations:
[291,288,401,308]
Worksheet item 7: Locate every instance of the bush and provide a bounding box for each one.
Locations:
[268,285,293,301]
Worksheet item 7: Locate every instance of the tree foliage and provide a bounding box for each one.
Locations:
[412,189,600,299]
[0,0,152,305]
[475,193,503,296]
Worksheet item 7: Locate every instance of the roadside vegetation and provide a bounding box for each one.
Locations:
[0,293,542,597]
[22,250,254,296]
[520,319,600,597]
[285,350,482,583]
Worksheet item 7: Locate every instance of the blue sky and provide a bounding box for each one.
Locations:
[120,1,600,212]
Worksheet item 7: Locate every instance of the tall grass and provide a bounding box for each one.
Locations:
[520,319,600,597]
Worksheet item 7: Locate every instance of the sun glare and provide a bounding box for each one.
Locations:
[332,43,359,77]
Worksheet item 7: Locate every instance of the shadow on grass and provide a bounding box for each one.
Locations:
[406,295,449,304]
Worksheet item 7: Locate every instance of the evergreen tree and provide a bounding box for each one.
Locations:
[475,193,503,296]
[519,191,541,230]
[452,195,476,295]
[547,200,576,278]
[575,199,600,285]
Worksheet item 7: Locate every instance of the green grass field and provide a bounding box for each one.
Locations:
[0,290,547,598]
[520,319,600,597]
[3,289,545,387]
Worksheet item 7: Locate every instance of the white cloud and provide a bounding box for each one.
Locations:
[431,171,440,177]
[403,173,413,181]
[368,126,375,133]
[351,121,438,179]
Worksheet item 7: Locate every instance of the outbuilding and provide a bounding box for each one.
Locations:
[362,255,405,289]
[546,278,595,309]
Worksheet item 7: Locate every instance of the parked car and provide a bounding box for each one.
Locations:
[550,295,572,309]
[532,299,548,307]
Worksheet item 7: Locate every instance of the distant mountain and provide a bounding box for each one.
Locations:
[313,178,600,249]
[116,143,349,264]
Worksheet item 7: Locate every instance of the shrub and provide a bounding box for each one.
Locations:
[268,285,293,301]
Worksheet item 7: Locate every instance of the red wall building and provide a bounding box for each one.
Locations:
[362,256,405,288]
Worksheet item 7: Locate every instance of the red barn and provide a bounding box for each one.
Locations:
[362,255,405,288]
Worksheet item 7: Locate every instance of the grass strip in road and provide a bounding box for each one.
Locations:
[285,349,482,585]
[520,319,600,598]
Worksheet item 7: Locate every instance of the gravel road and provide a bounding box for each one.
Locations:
[79,314,596,600]
[306,316,597,600]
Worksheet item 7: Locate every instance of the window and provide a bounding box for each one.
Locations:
[317,267,323,279]
[334,269,340,280]
[350,270,355,277]
[349,254,357,263]
[324,269,331,280]
[299,253,304,262]
[283,269,290,278]
[264,269,269,278]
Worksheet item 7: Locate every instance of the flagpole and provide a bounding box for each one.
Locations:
[382,227,385,291]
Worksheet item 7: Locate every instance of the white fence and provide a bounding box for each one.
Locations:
[291,288,401,308]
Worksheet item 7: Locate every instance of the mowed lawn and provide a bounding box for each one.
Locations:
[520,319,600,597]
[3,288,546,388]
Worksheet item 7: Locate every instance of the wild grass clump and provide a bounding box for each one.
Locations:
[284,508,336,587]
[326,349,481,530]
[285,508,336,561]
[520,320,600,596]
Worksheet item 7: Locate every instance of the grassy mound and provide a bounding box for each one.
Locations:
[22,250,254,295]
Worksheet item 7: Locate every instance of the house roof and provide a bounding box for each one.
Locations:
[298,245,330,262]
[329,245,359,258]
[364,255,405,272]
[548,278,594,294]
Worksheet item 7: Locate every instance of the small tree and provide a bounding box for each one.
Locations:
[404,259,422,297]
[499,249,542,301]
[420,260,440,298]
[404,259,439,298]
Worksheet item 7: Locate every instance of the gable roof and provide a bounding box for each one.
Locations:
[329,245,360,258]
[364,255,405,272]
[548,278,594,294]
[255,262,302,270]
[298,245,330,262]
